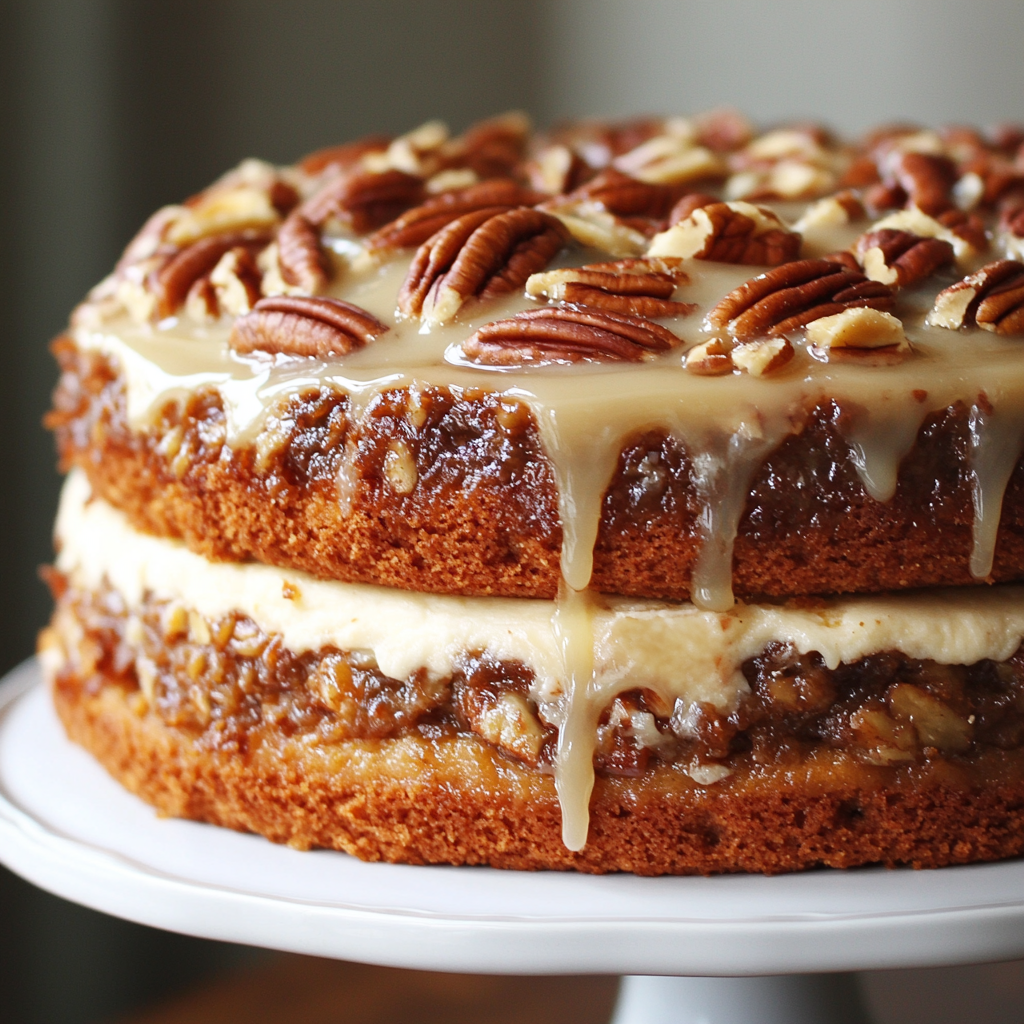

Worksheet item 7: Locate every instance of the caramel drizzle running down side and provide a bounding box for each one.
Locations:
[969,401,1024,579]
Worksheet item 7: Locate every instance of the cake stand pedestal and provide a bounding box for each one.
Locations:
[1,660,1022,1024]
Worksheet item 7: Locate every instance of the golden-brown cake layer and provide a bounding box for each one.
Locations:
[49,340,1024,602]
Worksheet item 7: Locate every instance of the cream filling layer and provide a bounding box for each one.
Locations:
[56,471,1024,847]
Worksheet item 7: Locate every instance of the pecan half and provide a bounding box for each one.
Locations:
[882,151,957,216]
[398,208,568,323]
[364,179,544,254]
[446,111,531,179]
[458,306,681,365]
[559,168,694,221]
[230,295,389,357]
[707,258,895,340]
[298,134,392,175]
[276,212,331,293]
[301,168,426,234]
[648,201,801,266]
[525,257,695,318]
[855,228,954,287]
[667,193,719,226]
[928,260,1024,335]
[152,229,271,319]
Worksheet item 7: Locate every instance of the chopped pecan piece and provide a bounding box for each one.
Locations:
[364,179,544,254]
[732,335,795,376]
[855,228,954,287]
[525,143,592,195]
[685,337,734,375]
[793,191,866,232]
[209,246,263,315]
[806,308,911,364]
[525,257,695,318]
[458,306,681,365]
[301,168,426,234]
[649,201,801,266]
[612,133,724,185]
[230,295,389,357]
[152,229,272,319]
[276,212,331,294]
[398,207,568,323]
[543,203,648,257]
[707,258,895,340]
[928,259,1024,335]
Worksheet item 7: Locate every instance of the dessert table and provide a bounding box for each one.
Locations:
[2,659,1023,1023]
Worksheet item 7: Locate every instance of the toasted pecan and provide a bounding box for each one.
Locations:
[230,295,389,357]
[276,212,332,294]
[525,257,695,318]
[648,201,801,266]
[302,168,426,234]
[152,229,272,319]
[459,306,681,365]
[855,228,954,287]
[364,180,545,254]
[707,258,895,340]
[928,259,1024,335]
[399,207,568,323]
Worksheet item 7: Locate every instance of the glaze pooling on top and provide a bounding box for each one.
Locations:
[64,112,1024,848]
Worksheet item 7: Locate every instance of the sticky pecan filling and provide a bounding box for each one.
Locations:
[45,576,1024,777]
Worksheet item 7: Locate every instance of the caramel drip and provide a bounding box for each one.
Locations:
[969,401,1024,579]
[841,400,932,503]
[551,582,600,851]
[686,425,780,612]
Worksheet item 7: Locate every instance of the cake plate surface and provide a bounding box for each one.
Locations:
[3,658,1024,1022]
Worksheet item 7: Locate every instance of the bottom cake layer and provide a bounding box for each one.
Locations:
[51,663,1024,875]
[42,472,1024,872]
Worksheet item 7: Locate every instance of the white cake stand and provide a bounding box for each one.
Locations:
[2,660,1024,1024]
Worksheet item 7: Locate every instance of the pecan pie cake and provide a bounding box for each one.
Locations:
[39,110,1024,873]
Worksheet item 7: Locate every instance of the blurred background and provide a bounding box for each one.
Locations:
[3,0,1024,1020]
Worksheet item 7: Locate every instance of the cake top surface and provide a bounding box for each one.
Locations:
[67,109,1024,605]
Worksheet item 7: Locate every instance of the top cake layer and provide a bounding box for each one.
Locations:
[53,111,1024,606]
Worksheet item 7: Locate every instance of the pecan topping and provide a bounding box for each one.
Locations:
[648,201,801,266]
[209,246,263,315]
[559,168,696,222]
[525,144,592,195]
[152,229,271,319]
[447,111,531,179]
[685,337,734,375]
[230,296,389,358]
[298,134,391,175]
[707,258,895,340]
[806,308,911,364]
[458,306,681,365]
[398,208,568,323]
[882,151,957,216]
[525,257,695,318]
[364,179,544,254]
[928,260,1024,335]
[855,228,954,287]
[276,212,331,294]
[667,193,718,226]
[732,336,795,376]
[301,168,426,234]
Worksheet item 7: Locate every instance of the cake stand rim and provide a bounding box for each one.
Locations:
[2,658,1024,976]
